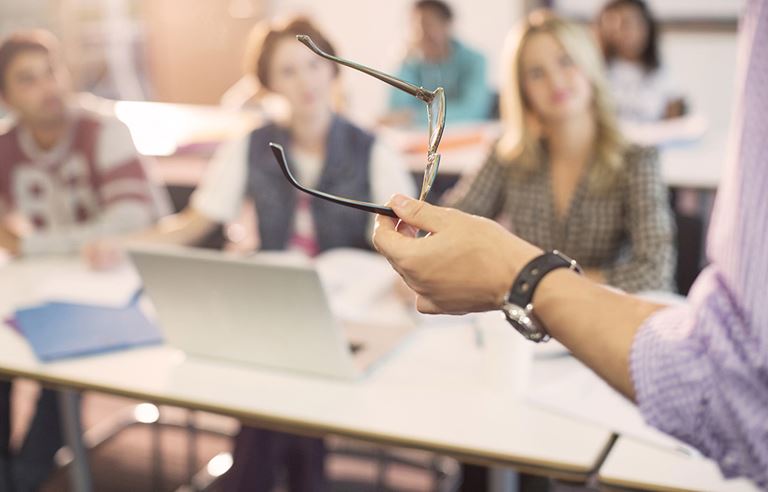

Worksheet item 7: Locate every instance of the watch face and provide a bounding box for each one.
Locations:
[502,303,527,323]
[503,303,549,342]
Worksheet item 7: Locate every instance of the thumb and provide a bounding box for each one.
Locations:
[389,194,449,233]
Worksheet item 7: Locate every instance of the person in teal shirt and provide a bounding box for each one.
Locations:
[385,0,492,125]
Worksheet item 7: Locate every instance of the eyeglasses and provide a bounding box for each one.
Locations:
[269,34,446,218]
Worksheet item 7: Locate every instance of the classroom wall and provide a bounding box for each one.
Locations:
[140,0,264,104]
[661,31,738,138]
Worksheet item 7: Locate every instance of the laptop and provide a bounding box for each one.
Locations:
[128,246,415,381]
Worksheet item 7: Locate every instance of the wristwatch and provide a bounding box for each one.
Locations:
[501,250,582,343]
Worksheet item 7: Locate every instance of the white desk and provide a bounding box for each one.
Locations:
[390,121,725,191]
[658,135,727,190]
[0,257,614,488]
[107,100,724,192]
[113,100,260,157]
[599,437,760,492]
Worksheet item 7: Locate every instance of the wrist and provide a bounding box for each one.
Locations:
[498,235,541,307]
[502,250,580,342]
[532,268,584,339]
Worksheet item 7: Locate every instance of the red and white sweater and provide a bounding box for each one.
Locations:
[0,105,167,254]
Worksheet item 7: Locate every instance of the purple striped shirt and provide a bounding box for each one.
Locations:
[630,0,768,486]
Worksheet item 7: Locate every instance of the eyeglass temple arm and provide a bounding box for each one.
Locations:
[296,35,434,104]
[269,143,397,218]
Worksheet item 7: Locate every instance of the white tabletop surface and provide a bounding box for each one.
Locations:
[112,100,724,191]
[0,256,614,479]
[599,437,760,492]
[390,120,726,190]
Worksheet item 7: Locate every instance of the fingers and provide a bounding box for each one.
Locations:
[82,241,124,271]
[395,219,419,238]
[388,195,450,233]
[372,214,415,259]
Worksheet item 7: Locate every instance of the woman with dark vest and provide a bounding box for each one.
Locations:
[141,16,415,492]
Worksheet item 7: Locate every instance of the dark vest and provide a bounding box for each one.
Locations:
[246,115,374,253]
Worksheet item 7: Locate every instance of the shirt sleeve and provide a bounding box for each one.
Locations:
[443,148,506,219]
[631,2,768,486]
[190,136,249,223]
[21,118,165,255]
[604,146,676,292]
[655,65,686,104]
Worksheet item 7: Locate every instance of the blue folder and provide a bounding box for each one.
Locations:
[12,291,163,362]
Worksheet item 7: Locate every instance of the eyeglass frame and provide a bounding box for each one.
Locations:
[268,34,447,217]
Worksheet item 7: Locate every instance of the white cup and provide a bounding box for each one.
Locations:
[474,311,534,396]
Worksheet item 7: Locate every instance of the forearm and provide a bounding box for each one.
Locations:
[129,207,217,247]
[21,202,154,255]
[583,268,606,284]
[533,269,664,399]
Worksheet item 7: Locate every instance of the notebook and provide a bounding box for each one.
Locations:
[11,291,162,362]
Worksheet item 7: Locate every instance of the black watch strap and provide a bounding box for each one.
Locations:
[506,250,582,308]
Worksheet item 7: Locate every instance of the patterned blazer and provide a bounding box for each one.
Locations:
[446,145,676,293]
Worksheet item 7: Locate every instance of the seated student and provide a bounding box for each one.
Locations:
[446,10,675,294]
[381,0,492,126]
[0,30,167,491]
[596,0,686,122]
[139,16,415,492]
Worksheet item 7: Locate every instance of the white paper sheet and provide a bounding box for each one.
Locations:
[3,257,141,309]
[527,357,699,455]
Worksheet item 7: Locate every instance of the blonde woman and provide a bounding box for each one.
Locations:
[447,10,675,293]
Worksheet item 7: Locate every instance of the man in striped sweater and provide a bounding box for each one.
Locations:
[0,30,166,259]
[0,30,167,491]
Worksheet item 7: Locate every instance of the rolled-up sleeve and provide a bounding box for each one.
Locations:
[630,1,768,486]
[631,268,768,485]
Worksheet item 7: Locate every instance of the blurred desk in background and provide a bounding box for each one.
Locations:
[115,100,261,158]
[388,115,723,192]
[113,101,724,192]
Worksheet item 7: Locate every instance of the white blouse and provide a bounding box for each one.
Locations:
[606,60,684,122]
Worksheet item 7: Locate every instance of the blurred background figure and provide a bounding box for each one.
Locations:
[446,10,676,294]
[596,0,687,122]
[381,0,492,126]
[135,16,415,492]
[0,29,167,491]
[0,30,168,260]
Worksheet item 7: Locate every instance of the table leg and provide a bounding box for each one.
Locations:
[488,468,519,492]
[152,417,163,492]
[57,389,92,492]
[186,411,197,484]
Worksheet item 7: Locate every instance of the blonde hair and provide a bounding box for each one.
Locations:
[496,10,625,192]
